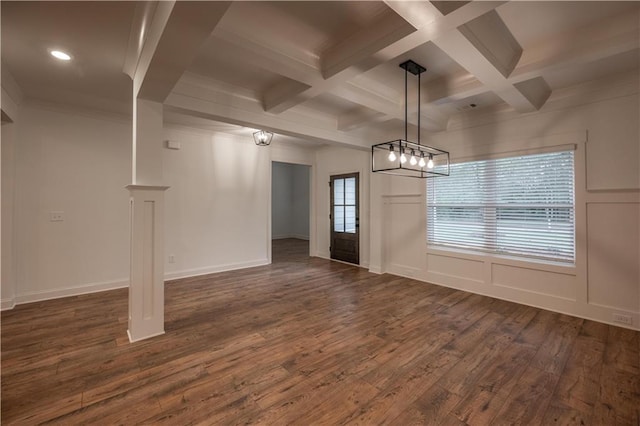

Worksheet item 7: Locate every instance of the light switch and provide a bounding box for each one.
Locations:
[50,211,64,222]
[166,140,181,150]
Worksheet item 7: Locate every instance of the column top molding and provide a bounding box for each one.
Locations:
[126,184,170,192]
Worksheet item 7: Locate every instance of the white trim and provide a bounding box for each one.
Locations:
[272,234,310,241]
[426,246,577,276]
[164,259,269,281]
[315,253,368,269]
[386,264,423,280]
[422,272,639,331]
[126,184,170,191]
[7,260,270,307]
[452,143,577,164]
[128,329,164,343]
[1,298,16,311]
[449,131,586,164]
[14,278,129,305]
[368,265,383,274]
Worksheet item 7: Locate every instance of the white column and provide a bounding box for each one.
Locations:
[127,98,168,342]
[127,184,168,342]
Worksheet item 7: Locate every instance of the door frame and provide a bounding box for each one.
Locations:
[268,160,315,264]
[330,172,360,265]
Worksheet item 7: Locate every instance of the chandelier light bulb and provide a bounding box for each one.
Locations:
[427,154,434,169]
[400,150,407,164]
[409,150,417,166]
[388,146,396,161]
[418,152,426,168]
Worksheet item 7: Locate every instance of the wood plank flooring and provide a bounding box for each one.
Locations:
[2,238,639,425]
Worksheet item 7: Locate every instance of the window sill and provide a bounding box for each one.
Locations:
[426,245,577,276]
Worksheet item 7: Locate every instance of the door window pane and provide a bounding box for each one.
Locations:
[345,177,356,205]
[345,206,356,233]
[334,179,344,205]
[334,206,345,232]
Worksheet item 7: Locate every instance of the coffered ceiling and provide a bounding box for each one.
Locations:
[2,1,639,149]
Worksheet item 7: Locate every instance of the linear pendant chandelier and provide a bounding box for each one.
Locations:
[371,60,449,178]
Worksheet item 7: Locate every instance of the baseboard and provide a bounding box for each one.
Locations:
[1,298,16,311]
[128,329,165,343]
[422,273,640,331]
[272,234,310,241]
[316,253,368,270]
[386,264,425,281]
[164,259,270,281]
[14,278,129,305]
[368,265,383,274]
[7,260,271,307]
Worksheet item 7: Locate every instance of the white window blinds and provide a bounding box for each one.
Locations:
[427,150,575,263]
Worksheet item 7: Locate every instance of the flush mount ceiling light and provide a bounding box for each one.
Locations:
[253,130,273,146]
[371,60,449,178]
[50,50,71,61]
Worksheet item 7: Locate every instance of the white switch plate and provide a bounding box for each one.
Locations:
[168,255,175,263]
[50,211,64,222]
[166,140,181,150]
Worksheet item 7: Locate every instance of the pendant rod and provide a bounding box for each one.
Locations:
[404,65,408,142]
[418,69,421,146]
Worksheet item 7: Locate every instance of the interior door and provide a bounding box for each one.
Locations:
[330,173,359,264]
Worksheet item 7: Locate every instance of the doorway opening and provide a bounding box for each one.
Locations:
[271,161,311,263]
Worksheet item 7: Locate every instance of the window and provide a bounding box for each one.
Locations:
[427,150,575,263]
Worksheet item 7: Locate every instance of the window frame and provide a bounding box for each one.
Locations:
[426,150,576,264]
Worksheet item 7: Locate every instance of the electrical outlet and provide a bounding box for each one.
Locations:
[612,313,633,326]
[50,211,64,222]
[168,255,175,264]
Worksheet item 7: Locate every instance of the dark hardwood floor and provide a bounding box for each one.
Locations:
[2,238,639,425]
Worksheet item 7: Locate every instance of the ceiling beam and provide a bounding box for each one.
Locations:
[166,75,371,149]
[338,108,387,132]
[511,10,640,83]
[262,10,417,114]
[336,81,449,131]
[212,28,320,87]
[424,10,639,106]
[320,10,415,80]
[428,9,551,112]
[260,0,506,115]
[131,1,231,102]
[191,1,504,132]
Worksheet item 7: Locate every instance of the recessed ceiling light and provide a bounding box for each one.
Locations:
[50,50,71,61]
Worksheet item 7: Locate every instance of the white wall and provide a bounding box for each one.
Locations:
[292,164,310,239]
[10,104,132,303]
[1,122,16,309]
[271,162,310,240]
[2,103,315,306]
[373,71,640,330]
[162,127,272,279]
[272,162,293,239]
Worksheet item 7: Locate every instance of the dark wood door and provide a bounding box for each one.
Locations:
[330,173,359,265]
